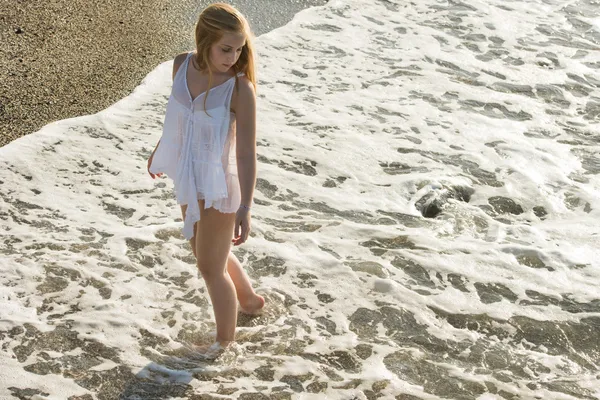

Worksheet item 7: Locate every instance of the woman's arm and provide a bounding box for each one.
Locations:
[235,77,257,208]
[232,77,257,246]
[147,139,162,179]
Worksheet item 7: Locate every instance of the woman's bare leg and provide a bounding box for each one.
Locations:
[227,252,265,314]
[181,204,264,316]
[181,201,238,345]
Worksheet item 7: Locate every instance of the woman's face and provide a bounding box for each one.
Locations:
[209,32,246,73]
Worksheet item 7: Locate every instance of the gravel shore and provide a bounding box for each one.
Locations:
[0,0,327,147]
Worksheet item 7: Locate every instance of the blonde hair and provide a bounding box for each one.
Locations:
[192,3,256,113]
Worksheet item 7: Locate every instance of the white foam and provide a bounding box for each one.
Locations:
[1,0,599,398]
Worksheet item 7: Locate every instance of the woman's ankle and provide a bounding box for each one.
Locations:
[216,339,234,347]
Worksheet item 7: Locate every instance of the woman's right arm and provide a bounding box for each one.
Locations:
[147,52,190,179]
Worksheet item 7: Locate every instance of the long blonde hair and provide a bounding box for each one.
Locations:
[192,3,256,113]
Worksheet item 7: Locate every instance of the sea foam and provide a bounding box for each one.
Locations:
[1,0,599,398]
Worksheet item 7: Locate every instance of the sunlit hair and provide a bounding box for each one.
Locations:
[192,3,256,113]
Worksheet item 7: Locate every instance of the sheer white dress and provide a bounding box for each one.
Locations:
[150,52,242,240]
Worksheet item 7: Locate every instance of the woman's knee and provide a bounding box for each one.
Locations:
[193,205,235,279]
[196,260,227,281]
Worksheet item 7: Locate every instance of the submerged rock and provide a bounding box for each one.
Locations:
[415,184,474,218]
[488,196,524,215]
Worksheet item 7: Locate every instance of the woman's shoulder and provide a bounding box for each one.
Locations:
[235,74,254,94]
[231,74,255,114]
[172,52,191,80]
[175,51,192,62]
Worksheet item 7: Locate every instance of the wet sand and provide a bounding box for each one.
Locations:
[0,0,327,148]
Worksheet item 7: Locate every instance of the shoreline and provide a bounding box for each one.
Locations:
[0,0,327,148]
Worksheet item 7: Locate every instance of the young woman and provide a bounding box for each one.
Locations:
[147,3,265,357]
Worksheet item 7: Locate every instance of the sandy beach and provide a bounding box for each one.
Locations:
[0,0,327,148]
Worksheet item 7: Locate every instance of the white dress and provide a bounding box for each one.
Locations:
[150,52,242,240]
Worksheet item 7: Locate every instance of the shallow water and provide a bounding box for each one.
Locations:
[1,0,599,398]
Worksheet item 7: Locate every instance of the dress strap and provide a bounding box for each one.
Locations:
[173,52,193,84]
[185,52,194,69]
[184,51,195,71]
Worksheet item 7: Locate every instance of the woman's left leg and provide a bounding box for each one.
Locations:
[227,252,265,314]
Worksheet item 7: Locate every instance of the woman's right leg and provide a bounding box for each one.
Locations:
[193,200,238,344]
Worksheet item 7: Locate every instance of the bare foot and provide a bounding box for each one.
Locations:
[183,341,226,360]
[239,294,265,315]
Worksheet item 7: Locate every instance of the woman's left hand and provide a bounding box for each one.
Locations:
[232,207,251,246]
